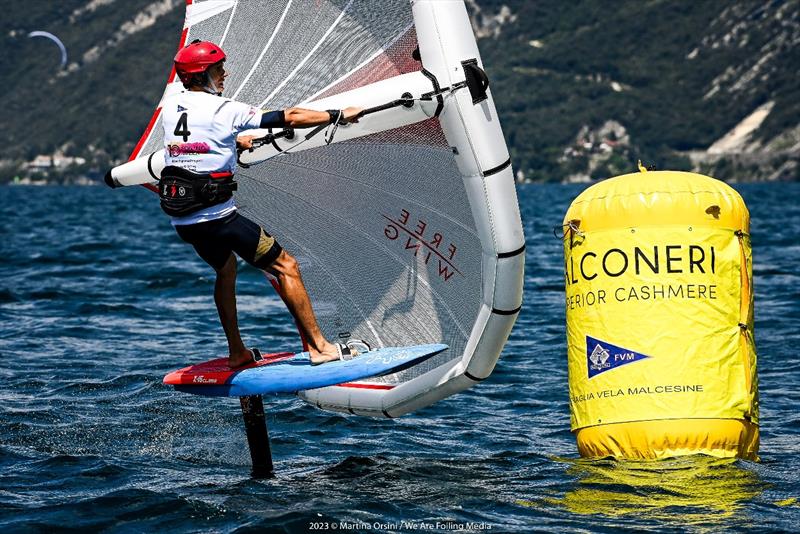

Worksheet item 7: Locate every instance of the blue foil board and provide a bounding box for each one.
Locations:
[163,344,448,397]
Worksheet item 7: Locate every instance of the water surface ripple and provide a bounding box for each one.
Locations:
[1,183,798,532]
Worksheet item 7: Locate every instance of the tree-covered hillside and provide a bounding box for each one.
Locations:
[1,0,182,183]
[1,0,798,183]
[474,0,799,182]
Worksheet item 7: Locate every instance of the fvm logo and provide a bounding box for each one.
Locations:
[586,335,650,378]
[588,344,611,373]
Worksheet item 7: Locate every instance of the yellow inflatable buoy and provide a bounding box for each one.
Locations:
[561,168,759,460]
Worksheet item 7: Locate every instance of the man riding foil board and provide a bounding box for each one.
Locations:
[155,39,367,368]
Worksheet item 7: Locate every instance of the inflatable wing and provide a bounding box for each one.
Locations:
[108,0,524,417]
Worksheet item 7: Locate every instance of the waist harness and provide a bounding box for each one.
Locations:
[158,166,237,217]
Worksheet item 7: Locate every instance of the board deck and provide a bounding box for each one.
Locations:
[163,344,448,397]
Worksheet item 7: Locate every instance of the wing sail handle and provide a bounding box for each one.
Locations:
[106,71,438,187]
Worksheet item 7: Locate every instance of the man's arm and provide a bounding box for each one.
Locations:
[237,106,363,150]
[283,107,362,127]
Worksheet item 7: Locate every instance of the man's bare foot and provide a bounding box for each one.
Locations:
[309,342,344,365]
[227,348,255,369]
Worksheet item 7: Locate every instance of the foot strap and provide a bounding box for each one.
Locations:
[345,339,371,354]
[335,343,357,361]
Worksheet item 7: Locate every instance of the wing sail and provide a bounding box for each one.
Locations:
[110,0,524,417]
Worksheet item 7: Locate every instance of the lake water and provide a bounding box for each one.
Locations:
[1,182,798,532]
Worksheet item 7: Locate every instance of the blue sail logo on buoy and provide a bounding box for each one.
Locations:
[586,335,650,378]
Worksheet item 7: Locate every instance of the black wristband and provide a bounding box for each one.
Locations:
[326,109,345,125]
[260,109,286,128]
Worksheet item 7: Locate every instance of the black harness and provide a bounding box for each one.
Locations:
[158,166,237,217]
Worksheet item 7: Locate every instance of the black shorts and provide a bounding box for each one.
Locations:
[175,212,283,271]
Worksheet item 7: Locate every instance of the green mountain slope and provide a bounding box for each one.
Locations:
[2,0,798,183]
[474,0,799,182]
[1,0,183,182]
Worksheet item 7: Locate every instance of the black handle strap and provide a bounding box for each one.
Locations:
[462,59,489,104]
[356,92,415,119]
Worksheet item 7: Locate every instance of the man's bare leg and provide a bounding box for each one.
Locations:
[214,254,253,368]
[267,250,340,364]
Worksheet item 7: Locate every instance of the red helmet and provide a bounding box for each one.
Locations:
[174,40,226,85]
